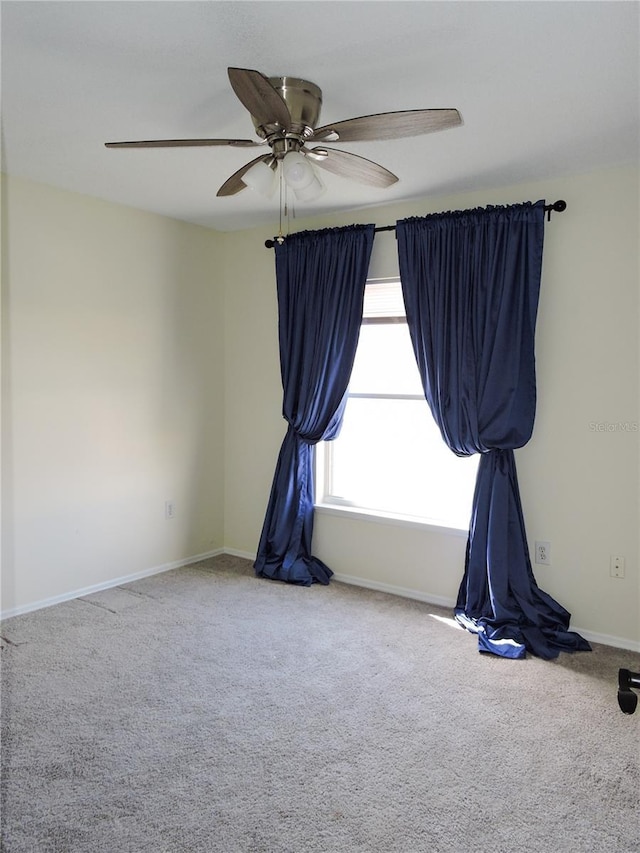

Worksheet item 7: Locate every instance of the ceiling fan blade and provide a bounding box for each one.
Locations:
[227,67,292,130]
[307,147,398,188]
[216,154,274,197]
[311,109,462,143]
[105,138,262,149]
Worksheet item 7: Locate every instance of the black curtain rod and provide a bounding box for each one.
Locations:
[264,199,567,248]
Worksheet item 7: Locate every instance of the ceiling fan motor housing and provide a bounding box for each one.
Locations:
[251,77,323,153]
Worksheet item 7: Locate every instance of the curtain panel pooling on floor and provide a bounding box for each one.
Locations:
[254,224,375,586]
[397,201,591,659]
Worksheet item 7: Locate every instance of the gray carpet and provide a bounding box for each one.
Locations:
[1,554,639,853]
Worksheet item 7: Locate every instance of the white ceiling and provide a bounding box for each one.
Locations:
[1,1,638,232]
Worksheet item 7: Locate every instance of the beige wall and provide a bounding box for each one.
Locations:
[222,166,639,648]
[1,176,225,614]
[2,165,638,649]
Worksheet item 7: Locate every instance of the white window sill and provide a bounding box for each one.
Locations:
[314,502,470,538]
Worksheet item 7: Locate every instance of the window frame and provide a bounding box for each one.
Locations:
[314,277,475,536]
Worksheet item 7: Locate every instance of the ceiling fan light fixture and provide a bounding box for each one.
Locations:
[242,159,277,198]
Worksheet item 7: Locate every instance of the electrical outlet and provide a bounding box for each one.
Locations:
[165,500,176,520]
[535,541,551,566]
[610,555,625,579]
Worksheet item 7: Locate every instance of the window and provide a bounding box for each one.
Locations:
[316,278,478,531]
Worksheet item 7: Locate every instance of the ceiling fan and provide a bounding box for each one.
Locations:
[105,67,462,200]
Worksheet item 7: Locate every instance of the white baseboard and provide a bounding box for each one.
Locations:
[333,572,640,653]
[0,548,224,621]
[223,547,257,562]
[571,627,640,654]
[3,553,638,653]
[332,571,457,610]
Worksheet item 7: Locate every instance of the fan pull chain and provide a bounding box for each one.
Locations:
[278,163,284,239]
[277,161,288,244]
[276,162,299,242]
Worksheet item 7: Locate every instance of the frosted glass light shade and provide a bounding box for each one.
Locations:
[242,160,277,198]
[282,152,315,189]
[283,152,325,201]
[293,172,325,202]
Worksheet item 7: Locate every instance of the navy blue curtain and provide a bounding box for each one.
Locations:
[397,202,591,659]
[254,224,375,586]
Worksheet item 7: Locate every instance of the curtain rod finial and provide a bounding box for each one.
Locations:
[545,199,567,221]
